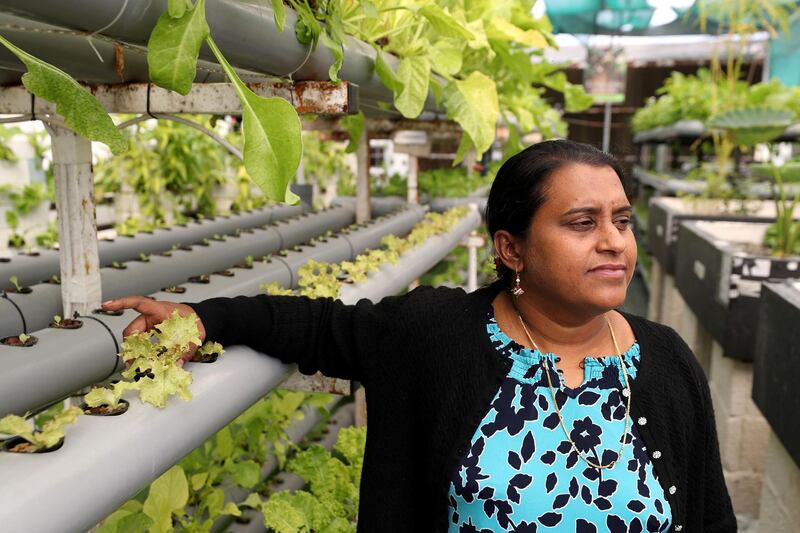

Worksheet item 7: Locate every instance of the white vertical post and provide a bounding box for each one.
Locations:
[467,235,478,292]
[355,131,371,224]
[47,124,102,317]
[407,155,419,204]
[602,102,612,153]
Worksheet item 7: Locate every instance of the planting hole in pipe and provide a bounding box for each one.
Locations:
[43,275,61,285]
[3,436,64,454]
[81,399,130,417]
[1,334,38,347]
[49,317,83,330]
[110,262,127,270]
[4,287,32,295]
[155,251,172,258]
[189,352,219,364]
[213,270,235,277]
[0,257,10,263]
[162,286,187,294]
[22,251,40,257]
[188,275,210,284]
[211,234,226,242]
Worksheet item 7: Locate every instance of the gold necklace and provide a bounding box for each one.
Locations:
[515,310,632,470]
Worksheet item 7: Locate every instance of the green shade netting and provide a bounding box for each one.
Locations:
[769,13,800,87]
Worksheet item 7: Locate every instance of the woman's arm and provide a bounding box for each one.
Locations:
[103,287,433,384]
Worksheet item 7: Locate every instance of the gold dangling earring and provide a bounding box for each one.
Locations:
[511,267,525,297]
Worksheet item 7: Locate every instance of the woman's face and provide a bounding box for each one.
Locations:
[519,163,637,313]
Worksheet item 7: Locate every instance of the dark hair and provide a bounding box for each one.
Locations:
[485,139,627,285]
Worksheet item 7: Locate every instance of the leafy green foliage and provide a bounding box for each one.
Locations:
[143,466,190,533]
[84,381,140,410]
[261,426,366,533]
[206,37,302,205]
[148,0,209,95]
[0,36,127,154]
[0,406,82,450]
[341,111,365,153]
[707,107,795,146]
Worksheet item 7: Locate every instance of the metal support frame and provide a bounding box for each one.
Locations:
[46,123,101,316]
[355,130,371,223]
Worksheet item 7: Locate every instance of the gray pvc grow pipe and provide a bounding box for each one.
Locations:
[0,206,354,338]
[0,209,474,532]
[0,0,438,111]
[0,206,422,417]
[0,204,299,289]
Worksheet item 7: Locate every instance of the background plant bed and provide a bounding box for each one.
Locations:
[752,281,800,469]
[2,436,64,453]
[1,335,37,347]
[81,399,130,417]
[674,220,800,361]
[49,319,83,330]
[648,197,799,275]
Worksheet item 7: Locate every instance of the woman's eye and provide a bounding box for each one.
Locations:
[571,219,595,229]
[615,218,632,228]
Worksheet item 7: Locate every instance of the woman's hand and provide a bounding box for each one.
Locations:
[101,296,207,365]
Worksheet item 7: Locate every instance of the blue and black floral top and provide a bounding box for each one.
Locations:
[447,305,672,532]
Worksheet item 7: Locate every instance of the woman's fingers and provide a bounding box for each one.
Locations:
[102,295,158,315]
[122,314,148,338]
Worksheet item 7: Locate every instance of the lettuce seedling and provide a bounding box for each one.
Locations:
[0,406,82,450]
[84,381,140,411]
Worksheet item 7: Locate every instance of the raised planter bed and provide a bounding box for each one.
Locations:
[634,167,800,199]
[752,280,800,469]
[648,197,800,275]
[674,220,800,361]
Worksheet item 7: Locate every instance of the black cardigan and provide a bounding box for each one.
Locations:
[188,280,736,532]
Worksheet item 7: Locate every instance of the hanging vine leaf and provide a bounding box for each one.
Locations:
[444,71,499,161]
[374,48,402,93]
[148,0,209,96]
[206,37,301,205]
[342,111,365,153]
[271,0,286,32]
[395,55,430,119]
[0,35,128,155]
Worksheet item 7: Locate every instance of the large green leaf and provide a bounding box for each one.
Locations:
[418,5,474,39]
[707,107,795,146]
[147,0,209,96]
[0,36,127,155]
[143,466,188,533]
[341,111,364,153]
[394,55,430,118]
[444,71,499,158]
[207,37,301,204]
[374,49,402,93]
[429,39,463,76]
[271,0,286,31]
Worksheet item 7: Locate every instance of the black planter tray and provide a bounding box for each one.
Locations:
[648,197,793,275]
[674,220,800,361]
[752,281,800,469]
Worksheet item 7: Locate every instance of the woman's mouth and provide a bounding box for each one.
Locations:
[588,264,627,278]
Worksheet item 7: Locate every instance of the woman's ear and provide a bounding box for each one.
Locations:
[493,230,524,272]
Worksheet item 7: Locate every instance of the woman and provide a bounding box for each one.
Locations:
[103,140,735,532]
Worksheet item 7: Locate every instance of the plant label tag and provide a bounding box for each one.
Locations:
[693,260,706,281]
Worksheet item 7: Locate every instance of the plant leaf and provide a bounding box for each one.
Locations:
[138,364,193,408]
[206,37,301,205]
[341,111,364,153]
[147,0,209,96]
[487,17,547,48]
[374,49,402,94]
[229,459,261,488]
[707,107,795,145]
[271,0,286,32]
[0,36,127,155]
[395,55,430,118]
[319,30,343,83]
[167,0,191,18]
[418,5,474,39]
[444,71,499,158]
[429,39,463,76]
[143,466,188,533]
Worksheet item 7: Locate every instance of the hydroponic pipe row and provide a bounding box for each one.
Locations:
[0,205,356,339]
[0,206,425,417]
[0,207,478,532]
[0,204,301,289]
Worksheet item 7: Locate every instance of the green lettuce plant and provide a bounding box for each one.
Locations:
[0,406,82,451]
